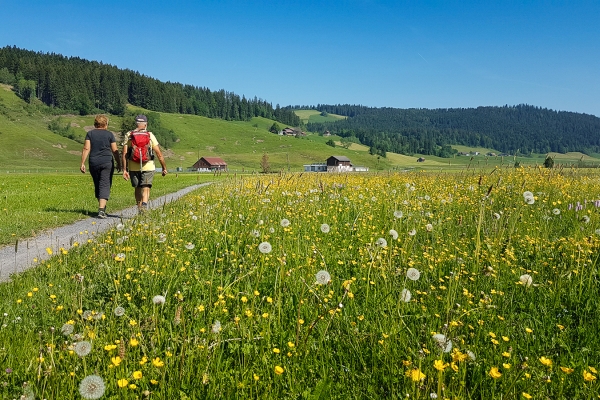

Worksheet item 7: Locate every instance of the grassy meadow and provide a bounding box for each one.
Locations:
[1,168,600,399]
[0,173,217,246]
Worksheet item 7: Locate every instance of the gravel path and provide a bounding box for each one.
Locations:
[0,183,211,281]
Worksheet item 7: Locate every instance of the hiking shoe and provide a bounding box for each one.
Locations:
[97,210,107,219]
[138,202,149,215]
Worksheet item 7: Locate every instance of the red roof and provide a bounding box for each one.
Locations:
[201,157,227,166]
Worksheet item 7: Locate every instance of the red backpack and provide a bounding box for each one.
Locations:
[128,130,153,163]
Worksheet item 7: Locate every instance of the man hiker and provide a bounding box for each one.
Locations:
[122,114,168,213]
[80,114,122,218]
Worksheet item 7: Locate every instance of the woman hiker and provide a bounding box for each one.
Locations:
[80,114,122,218]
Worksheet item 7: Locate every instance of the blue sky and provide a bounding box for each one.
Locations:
[1,0,599,116]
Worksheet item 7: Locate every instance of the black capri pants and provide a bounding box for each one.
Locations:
[89,162,115,200]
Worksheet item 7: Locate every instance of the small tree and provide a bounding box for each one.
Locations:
[326,139,336,147]
[260,153,271,173]
[543,156,554,169]
[269,122,280,134]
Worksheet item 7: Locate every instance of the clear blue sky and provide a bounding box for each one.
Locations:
[1,0,599,116]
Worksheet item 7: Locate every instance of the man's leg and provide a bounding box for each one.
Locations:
[135,187,144,208]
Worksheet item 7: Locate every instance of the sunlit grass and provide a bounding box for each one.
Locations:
[1,168,599,399]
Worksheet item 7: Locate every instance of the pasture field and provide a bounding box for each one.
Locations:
[1,168,600,399]
[0,173,218,246]
[294,110,346,124]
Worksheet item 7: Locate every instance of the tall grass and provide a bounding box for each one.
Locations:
[1,168,599,399]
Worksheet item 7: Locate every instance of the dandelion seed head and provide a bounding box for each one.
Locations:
[582,215,591,224]
[61,323,74,336]
[406,268,421,281]
[116,223,124,231]
[520,274,533,287]
[212,320,221,333]
[152,295,166,305]
[79,375,105,400]
[250,230,260,238]
[320,223,330,233]
[408,229,417,236]
[425,223,433,232]
[258,242,272,254]
[389,229,398,240]
[393,210,403,219]
[114,306,125,317]
[552,208,561,215]
[74,341,92,357]
[185,242,195,250]
[316,270,331,285]
[400,289,411,302]
[156,233,167,243]
[432,334,453,353]
[376,238,387,248]
[280,219,290,228]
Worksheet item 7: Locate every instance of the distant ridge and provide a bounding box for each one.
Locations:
[299,104,600,157]
[0,46,299,126]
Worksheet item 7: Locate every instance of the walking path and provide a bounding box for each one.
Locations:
[0,183,211,281]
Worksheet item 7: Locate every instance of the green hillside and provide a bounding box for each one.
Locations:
[1,85,598,173]
[295,109,346,124]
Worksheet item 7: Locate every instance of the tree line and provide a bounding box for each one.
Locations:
[303,104,600,157]
[0,46,299,127]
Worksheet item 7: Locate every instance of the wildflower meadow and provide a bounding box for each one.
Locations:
[1,168,600,399]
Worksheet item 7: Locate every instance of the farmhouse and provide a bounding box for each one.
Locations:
[417,157,426,162]
[191,157,228,171]
[327,156,353,172]
[304,156,368,173]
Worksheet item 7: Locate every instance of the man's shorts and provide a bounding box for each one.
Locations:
[130,170,154,188]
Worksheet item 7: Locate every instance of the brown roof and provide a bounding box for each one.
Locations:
[201,157,227,166]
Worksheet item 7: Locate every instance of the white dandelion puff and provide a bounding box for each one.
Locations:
[493,212,501,220]
[400,289,411,302]
[258,242,272,254]
[552,208,561,215]
[432,333,453,353]
[113,306,125,317]
[250,230,260,238]
[582,215,591,224]
[523,191,534,199]
[375,238,387,248]
[320,223,330,233]
[211,320,221,334]
[185,242,195,250]
[156,233,167,243]
[116,223,125,231]
[519,274,533,287]
[79,375,105,400]
[525,196,535,205]
[393,210,403,219]
[152,295,166,305]
[316,270,331,285]
[466,350,476,361]
[280,219,290,228]
[389,229,398,240]
[61,323,74,336]
[191,215,198,221]
[406,268,421,281]
[269,227,275,233]
[74,341,92,357]
[408,229,417,236]
[425,223,433,232]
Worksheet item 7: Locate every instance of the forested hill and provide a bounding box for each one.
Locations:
[0,46,299,126]
[303,104,600,157]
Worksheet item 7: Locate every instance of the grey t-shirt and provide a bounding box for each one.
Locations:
[85,129,116,167]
